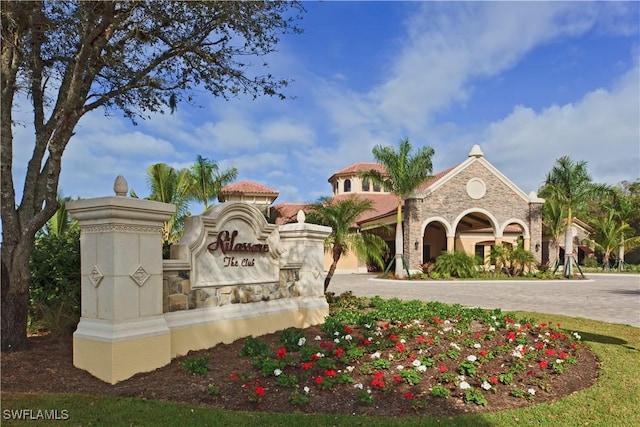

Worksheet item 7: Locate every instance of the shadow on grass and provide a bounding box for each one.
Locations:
[572,330,638,351]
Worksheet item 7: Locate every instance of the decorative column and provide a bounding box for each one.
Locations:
[278,210,332,324]
[528,191,545,264]
[446,236,455,253]
[67,176,176,384]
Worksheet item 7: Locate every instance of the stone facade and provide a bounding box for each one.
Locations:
[403,147,544,272]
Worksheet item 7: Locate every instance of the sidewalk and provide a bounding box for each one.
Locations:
[328,273,640,327]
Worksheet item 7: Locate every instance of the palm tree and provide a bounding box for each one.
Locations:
[590,209,640,270]
[189,155,238,211]
[608,188,640,271]
[307,196,388,292]
[541,197,567,268]
[146,163,193,244]
[360,138,435,277]
[39,193,78,237]
[541,156,609,278]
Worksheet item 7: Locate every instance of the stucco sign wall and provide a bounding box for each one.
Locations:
[172,202,284,288]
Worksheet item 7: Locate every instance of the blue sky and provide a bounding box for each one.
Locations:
[12,1,640,214]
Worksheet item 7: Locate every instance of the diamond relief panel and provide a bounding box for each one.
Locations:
[89,265,104,288]
[130,265,150,287]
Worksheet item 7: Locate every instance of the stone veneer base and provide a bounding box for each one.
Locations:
[73,297,329,383]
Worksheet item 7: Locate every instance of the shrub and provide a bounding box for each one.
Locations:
[29,227,81,335]
[434,251,479,278]
[240,336,271,358]
[181,354,211,375]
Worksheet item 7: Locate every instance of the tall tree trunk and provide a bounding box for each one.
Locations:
[618,237,625,272]
[324,244,343,292]
[564,208,574,278]
[1,237,35,351]
[394,203,405,278]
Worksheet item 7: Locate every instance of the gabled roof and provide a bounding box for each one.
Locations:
[220,180,279,196]
[414,147,530,203]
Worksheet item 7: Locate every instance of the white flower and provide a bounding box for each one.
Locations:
[458,375,466,382]
[371,351,381,359]
[459,381,471,390]
[400,339,406,344]
[489,326,496,332]
[511,350,523,359]
[354,383,363,389]
[412,359,421,367]
[334,331,340,336]
[556,359,564,364]
[528,388,536,396]
[444,327,452,332]
[450,343,461,351]
[466,355,477,362]
[396,365,405,371]
[514,323,521,329]
[298,337,306,346]
[572,332,582,340]
[334,338,340,344]
[473,343,482,349]
[416,365,427,373]
[344,334,353,341]
[303,386,310,394]
[388,354,394,361]
[491,316,497,320]
[364,323,371,329]
[444,320,451,325]
[273,369,282,376]
[314,335,322,341]
[346,366,355,372]
[481,381,492,390]
[315,352,325,358]
[367,389,372,394]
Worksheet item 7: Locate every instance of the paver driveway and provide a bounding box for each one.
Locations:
[328,273,640,327]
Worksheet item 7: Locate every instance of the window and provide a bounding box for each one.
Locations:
[362,179,370,192]
[475,244,484,262]
[344,179,351,193]
[373,182,380,192]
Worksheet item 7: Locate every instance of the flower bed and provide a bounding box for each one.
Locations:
[191,293,596,416]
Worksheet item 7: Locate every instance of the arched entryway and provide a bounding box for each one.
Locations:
[420,219,450,264]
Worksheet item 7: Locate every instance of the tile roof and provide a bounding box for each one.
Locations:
[415,165,459,193]
[220,180,279,195]
[271,203,309,225]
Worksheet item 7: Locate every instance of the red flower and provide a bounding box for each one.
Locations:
[535,342,545,350]
[408,353,417,361]
[254,386,265,397]
[507,331,516,341]
[416,336,425,343]
[427,338,434,345]
[301,362,314,370]
[390,334,398,342]
[539,361,548,369]
[324,369,336,377]
[230,373,239,380]
[393,375,402,383]
[405,392,414,400]
[311,354,320,361]
[439,365,447,373]
[344,326,352,334]
[277,348,287,359]
[559,352,568,359]
[546,349,556,356]
[315,376,323,384]
[571,342,578,350]
[335,348,344,358]
[396,342,406,352]
[479,350,487,357]
[374,371,384,379]
[489,376,498,385]
[475,332,482,339]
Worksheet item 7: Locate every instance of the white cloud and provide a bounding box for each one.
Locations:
[478,62,640,193]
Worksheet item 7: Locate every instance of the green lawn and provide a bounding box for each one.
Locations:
[2,312,638,427]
